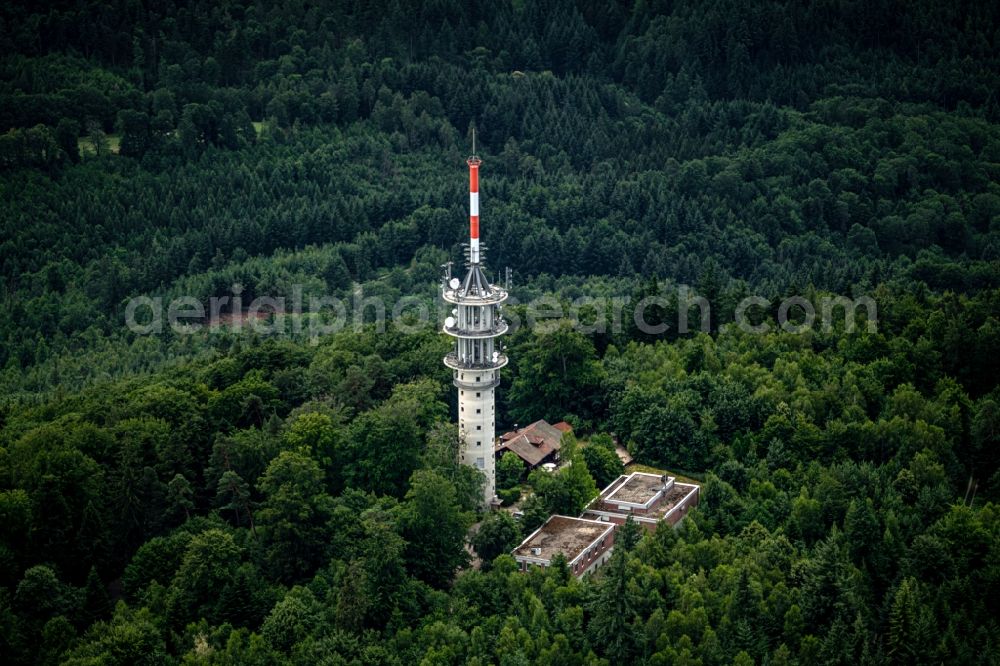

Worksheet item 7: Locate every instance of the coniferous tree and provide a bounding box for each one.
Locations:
[398,469,472,589]
[588,550,639,663]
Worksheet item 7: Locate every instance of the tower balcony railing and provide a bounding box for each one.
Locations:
[443,352,509,372]
[442,320,509,338]
[442,287,508,306]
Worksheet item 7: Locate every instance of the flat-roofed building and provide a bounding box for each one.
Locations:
[511,515,615,578]
[582,471,700,529]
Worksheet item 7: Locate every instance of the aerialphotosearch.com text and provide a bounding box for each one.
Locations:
[124,284,877,342]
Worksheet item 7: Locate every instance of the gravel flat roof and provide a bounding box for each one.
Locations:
[512,515,611,562]
[605,472,666,505]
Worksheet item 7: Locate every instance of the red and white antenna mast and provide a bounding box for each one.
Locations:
[468,129,481,264]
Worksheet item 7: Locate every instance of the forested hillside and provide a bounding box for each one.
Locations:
[1,1,999,664]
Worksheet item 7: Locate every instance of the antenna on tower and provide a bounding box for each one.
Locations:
[467,135,481,264]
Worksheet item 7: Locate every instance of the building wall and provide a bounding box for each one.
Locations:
[570,528,615,578]
[662,484,699,526]
[576,547,613,576]
[583,512,655,530]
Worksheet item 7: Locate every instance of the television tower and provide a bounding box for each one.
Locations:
[442,134,508,507]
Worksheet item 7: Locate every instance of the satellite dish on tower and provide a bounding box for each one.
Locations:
[445,316,456,328]
[451,308,458,316]
[449,277,460,289]
[492,351,499,361]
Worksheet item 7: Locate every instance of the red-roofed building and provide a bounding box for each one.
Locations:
[552,421,573,433]
[495,419,569,470]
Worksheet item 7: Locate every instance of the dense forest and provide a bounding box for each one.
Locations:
[1,0,999,664]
